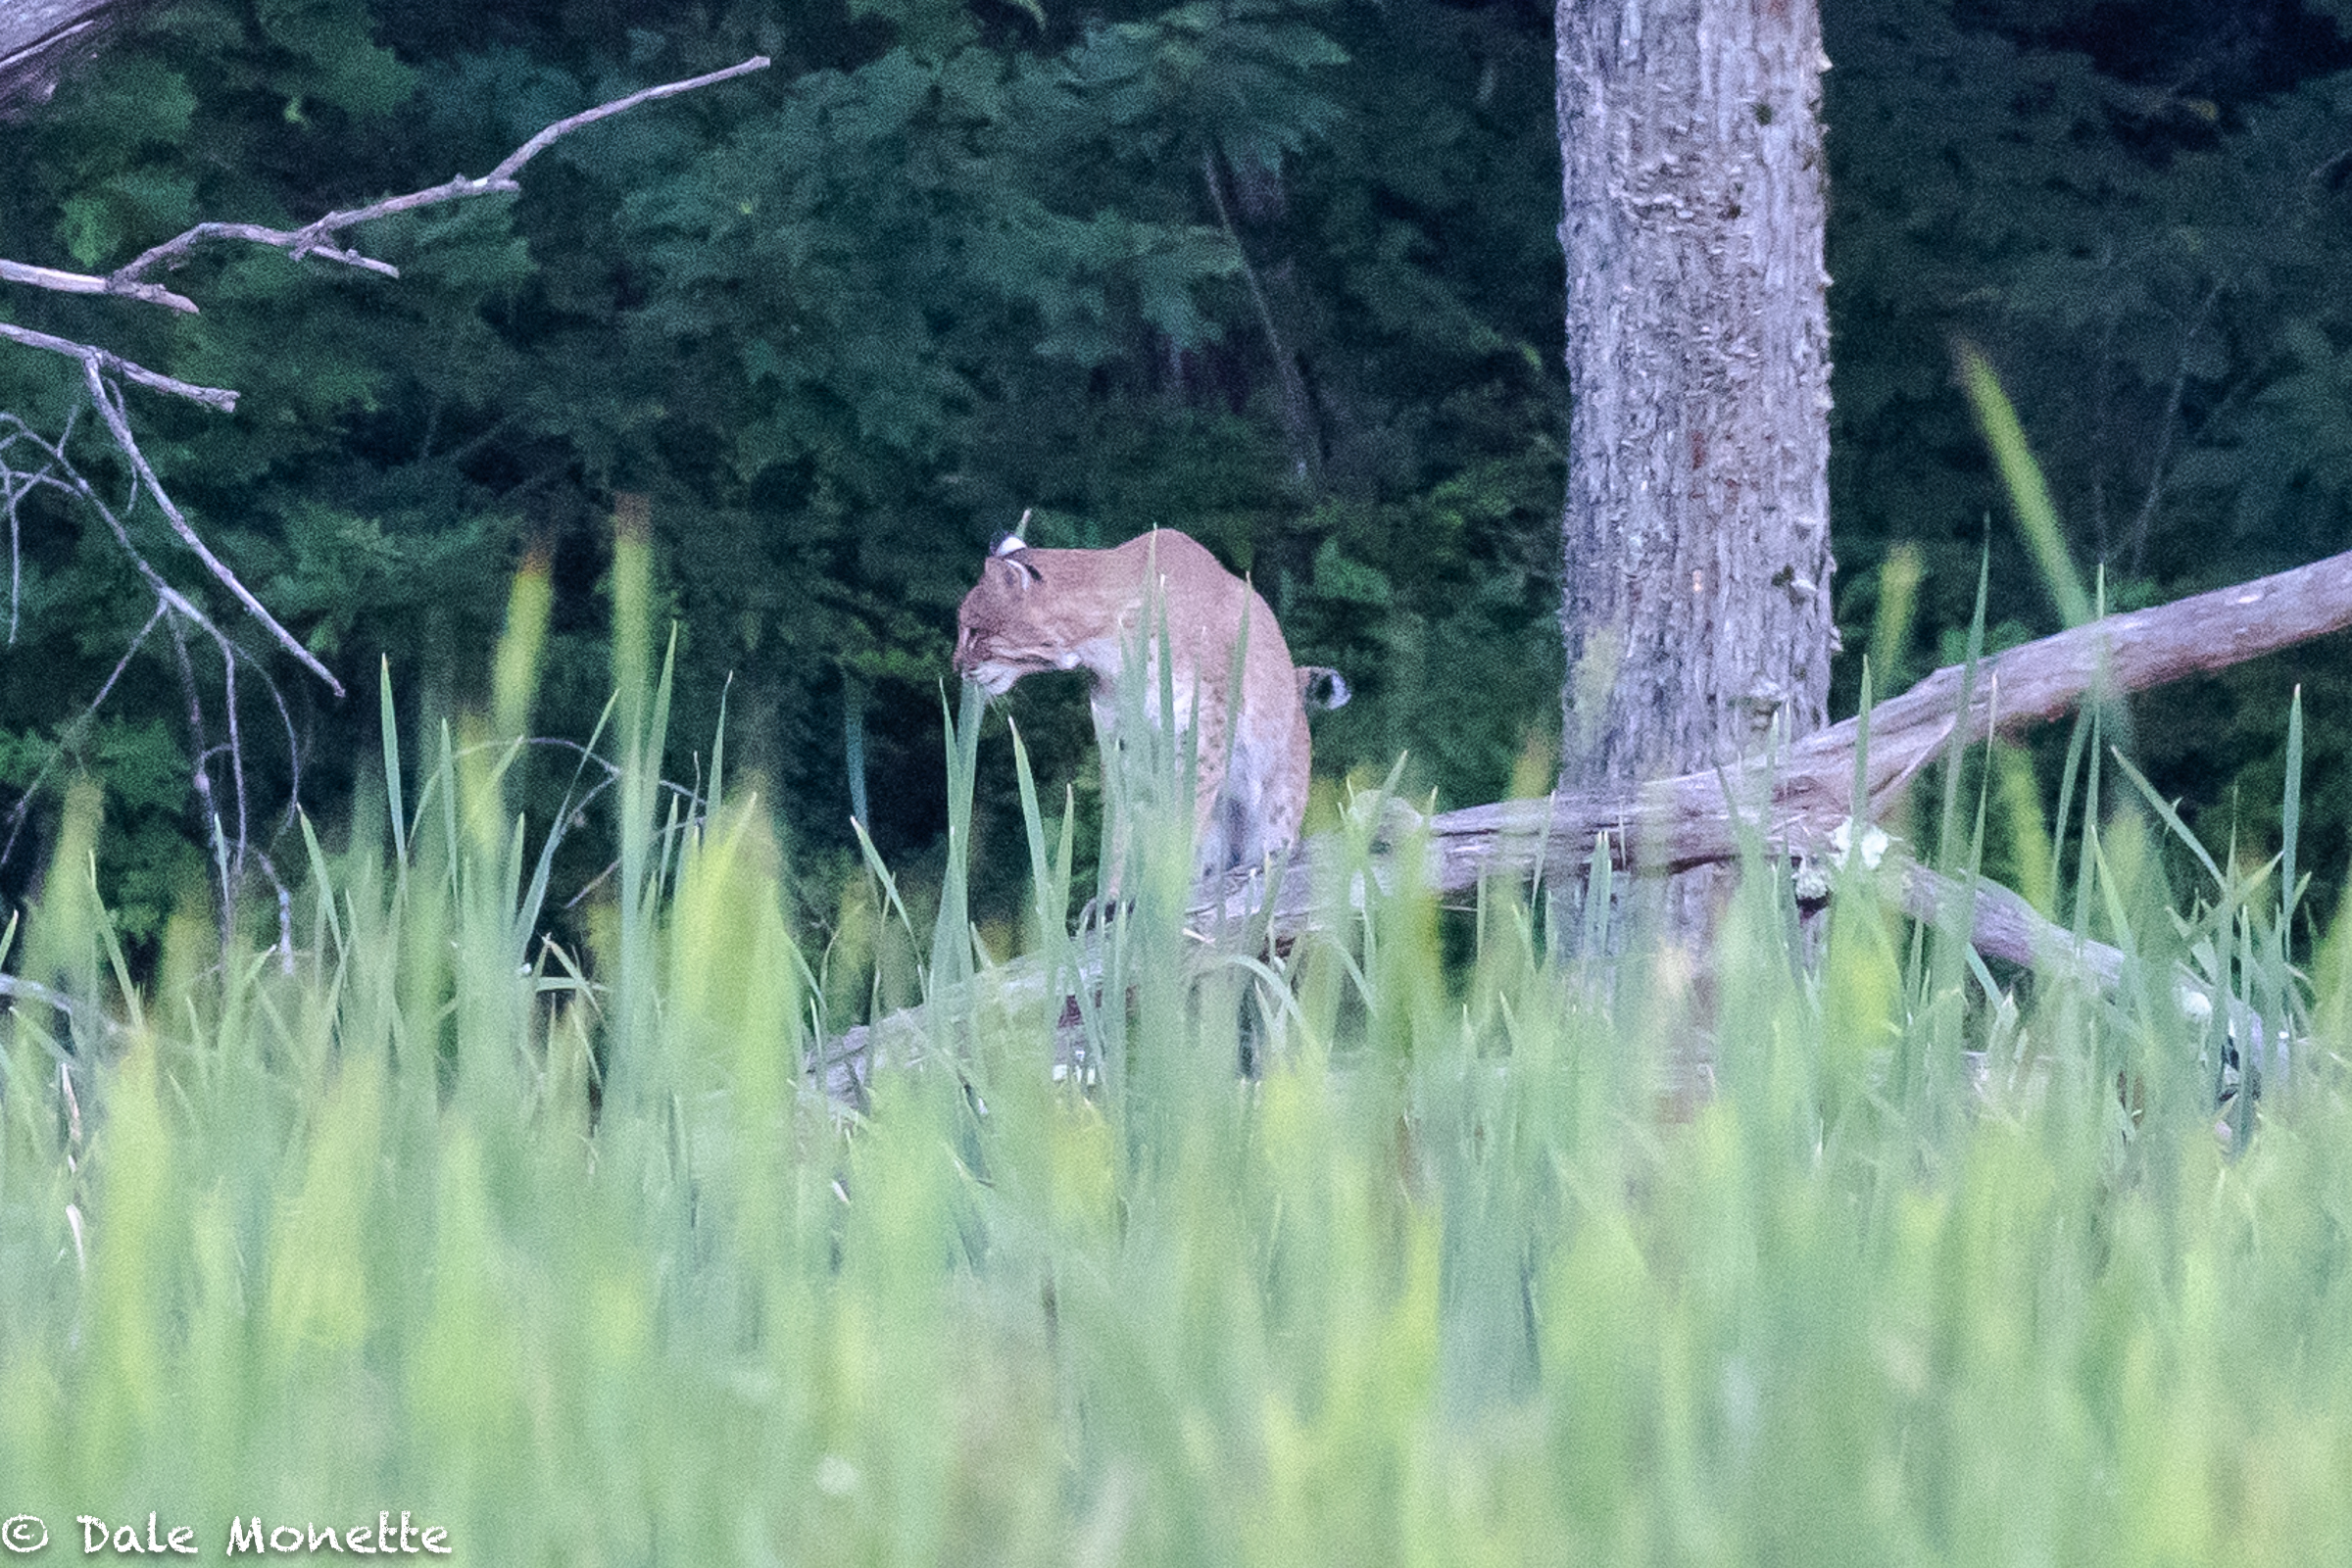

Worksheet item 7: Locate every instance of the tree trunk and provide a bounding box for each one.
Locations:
[0,0,165,117]
[1553,0,1836,797]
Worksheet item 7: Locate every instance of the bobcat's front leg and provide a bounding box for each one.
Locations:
[1189,699,1242,881]
[1089,696,1236,890]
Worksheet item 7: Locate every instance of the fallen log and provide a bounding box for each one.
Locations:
[815,547,2352,1097]
[1419,544,2352,896]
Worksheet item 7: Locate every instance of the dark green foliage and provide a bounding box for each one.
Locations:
[2,0,1566,947]
[1825,0,2352,898]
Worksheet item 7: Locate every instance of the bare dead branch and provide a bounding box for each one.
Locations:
[221,637,250,892]
[1,52,771,776]
[1404,542,2352,899]
[118,220,404,284]
[1897,859,2123,992]
[487,56,772,183]
[0,320,239,411]
[83,361,341,695]
[0,599,163,873]
[3,54,768,419]
[14,426,238,663]
[0,50,773,805]
[0,256,197,314]
[0,419,290,917]
[0,416,65,641]
[113,56,770,287]
[0,51,772,929]
[259,670,306,846]
[168,612,235,919]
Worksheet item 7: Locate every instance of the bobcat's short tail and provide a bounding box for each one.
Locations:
[1297,666,1350,712]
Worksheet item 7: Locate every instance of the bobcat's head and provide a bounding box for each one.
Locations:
[953,534,1076,697]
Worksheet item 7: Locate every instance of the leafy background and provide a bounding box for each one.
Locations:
[4,0,2352,944]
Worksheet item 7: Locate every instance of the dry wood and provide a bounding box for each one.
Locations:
[0,0,159,116]
[81,361,335,690]
[2,56,772,413]
[0,258,196,315]
[1419,543,2352,897]
[1553,0,1837,797]
[114,56,771,290]
[0,320,235,410]
[816,548,2352,1094]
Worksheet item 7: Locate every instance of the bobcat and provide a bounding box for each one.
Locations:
[953,526,1343,882]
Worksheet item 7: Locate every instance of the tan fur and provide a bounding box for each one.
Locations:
[953,528,1315,880]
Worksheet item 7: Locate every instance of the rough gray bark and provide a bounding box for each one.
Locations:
[1553,0,1836,794]
[0,0,165,117]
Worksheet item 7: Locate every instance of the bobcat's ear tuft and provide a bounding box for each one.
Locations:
[991,507,1035,559]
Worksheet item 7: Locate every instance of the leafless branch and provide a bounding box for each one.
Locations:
[486,57,771,183]
[0,419,286,913]
[220,639,250,890]
[0,51,771,932]
[83,360,341,695]
[0,413,73,641]
[260,671,306,846]
[123,222,401,283]
[167,612,235,917]
[0,53,771,754]
[1,54,770,416]
[113,56,770,287]
[0,597,162,873]
[0,320,239,411]
[3,422,238,668]
[1403,542,2352,900]
[0,257,196,314]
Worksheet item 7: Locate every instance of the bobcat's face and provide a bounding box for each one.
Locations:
[952,539,1109,696]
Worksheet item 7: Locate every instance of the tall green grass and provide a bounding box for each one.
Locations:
[4,534,2351,1564]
